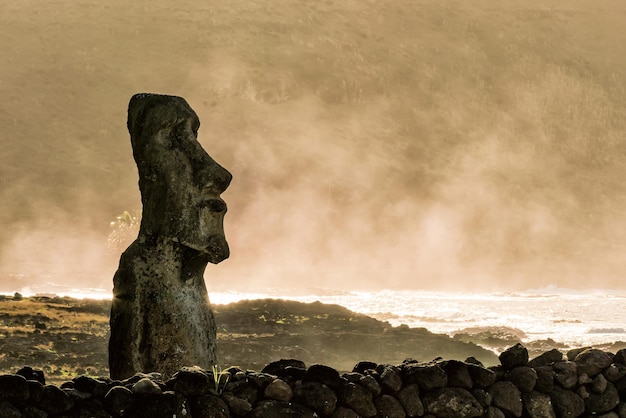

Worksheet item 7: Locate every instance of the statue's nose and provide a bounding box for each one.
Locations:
[196,155,232,194]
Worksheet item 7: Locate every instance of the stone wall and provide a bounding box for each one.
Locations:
[1,344,625,417]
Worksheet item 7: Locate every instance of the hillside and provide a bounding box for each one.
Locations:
[1,0,626,291]
[0,296,497,384]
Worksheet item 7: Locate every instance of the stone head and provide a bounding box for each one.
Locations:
[127,93,232,264]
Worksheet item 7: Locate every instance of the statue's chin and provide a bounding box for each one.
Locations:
[182,235,230,264]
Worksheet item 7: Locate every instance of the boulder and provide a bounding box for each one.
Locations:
[262,359,307,380]
[585,382,619,415]
[16,367,45,385]
[523,391,556,418]
[422,387,483,418]
[506,366,537,392]
[375,394,406,418]
[294,381,337,415]
[249,399,317,418]
[441,360,473,389]
[341,382,377,417]
[402,362,448,390]
[359,375,381,396]
[467,363,496,388]
[379,366,403,394]
[533,366,555,393]
[499,343,529,370]
[39,385,74,415]
[221,393,252,415]
[304,364,342,390]
[574,349,613,377]
[264,379,293,402]
[170,366,212,398]
[605,364,626,382]
[397,384,424,417]
[554,361,578,389]
[490,381,522,417]
[0,374,29,403]
[528,349,564,368]
[550,386,585,418]
[484,406,506,418]
[0,402,21,418]
[103,386,133,416]
[191,394,229,418]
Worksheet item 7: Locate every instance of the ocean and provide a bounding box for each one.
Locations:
[5,282,626,351]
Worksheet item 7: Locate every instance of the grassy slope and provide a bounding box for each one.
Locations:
[1,0,625,288]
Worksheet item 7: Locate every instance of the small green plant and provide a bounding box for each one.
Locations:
[211,364,230,394]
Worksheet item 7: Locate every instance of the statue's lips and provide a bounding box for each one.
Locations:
[199,198,227,213]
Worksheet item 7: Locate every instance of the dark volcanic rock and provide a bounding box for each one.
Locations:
[333,406,361,418]
[16,367,45,385]
[550,386,585,418]
[574,348,613,377]
[249,399,317,418]
[375,394,406,418]
[528,348,564,368]
[533,365,555,393]
[26,380,44,404]
[304,364,342,390]
[294,381,337,416]
[191,394,229,418]
[441,360,473,389]
[0,401,21,418]
[605,364,626,382]
[379,366,403,394]
[585,381,619,415]
[359,374,381,396]
[74,375,108,398]
[353,361,378,374]
[170,365,212,398]
[262,359,307,379]
[222,392,253,416]
[423,387,483,418]
[397,383,424,417]
[472,388,492,408]
[523,390,556,418]
[39,384,74,415]
[506,366,537,392]
[554,361,578,389]
[264,378,293,402]
[468,363,497,388]
[402,362,448,390]
[104,385,133,416]
[499,343,529,370]
[0,374,29,403]
[490,381,522,417]
[484,406,506,418]
[341,381,377,417]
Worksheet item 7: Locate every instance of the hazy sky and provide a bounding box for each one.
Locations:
[1,0,626,293]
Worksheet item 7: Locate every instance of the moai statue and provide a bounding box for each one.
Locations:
[109,93,232,380]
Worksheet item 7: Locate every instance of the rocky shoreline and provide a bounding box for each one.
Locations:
[1,344,626,417]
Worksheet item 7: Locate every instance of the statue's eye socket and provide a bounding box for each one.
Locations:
[201,199,226,213]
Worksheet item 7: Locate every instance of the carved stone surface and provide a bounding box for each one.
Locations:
[109,93,232,380]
